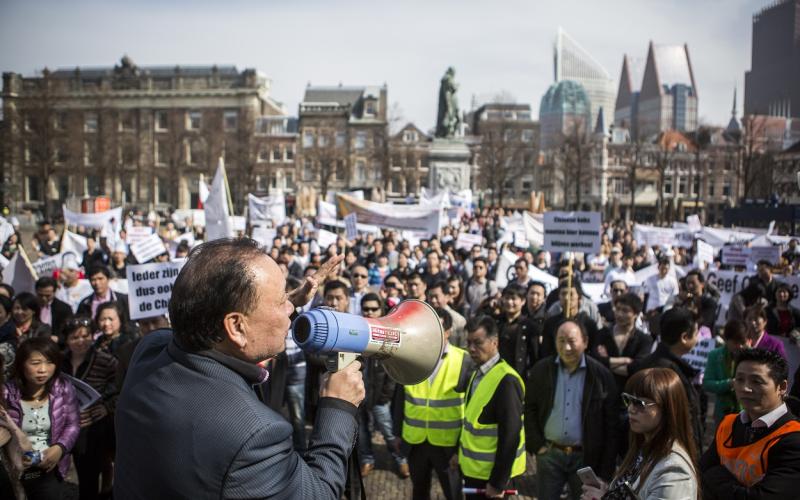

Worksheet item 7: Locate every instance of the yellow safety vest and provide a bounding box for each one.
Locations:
[459,359,526,481]
[402,346,467,446]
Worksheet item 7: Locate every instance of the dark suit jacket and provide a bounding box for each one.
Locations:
[49,298,73,339]
[76,291,129,321]
[114,330,359,499]
[524,354,619,480]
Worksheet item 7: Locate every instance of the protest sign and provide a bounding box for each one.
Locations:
[696,240,715,268]
[251,227,277,249]
[248,193,285,225]
[317,229,338,249]
[336,194,443,236]
[344,213,358,240]
[683,337,716,373]
[495,250,518,288]
[130,234,166,264]
[721,246,750,267]
[543,211,601,254]
[455,233,483,251]
[513,230,528,248]
[634,224,675,248]
[126,226,153,245]
[749,246,781,266]
[32,254,62,278]
[686,214,702,233]
[523,212,545,248]
[127,261,185,320]
[231,216,247,232]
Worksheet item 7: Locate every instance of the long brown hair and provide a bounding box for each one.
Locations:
[618,368,700,497]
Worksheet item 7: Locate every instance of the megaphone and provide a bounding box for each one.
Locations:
[292,299,444,385]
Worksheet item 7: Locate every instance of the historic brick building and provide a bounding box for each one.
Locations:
[1,56,295,215]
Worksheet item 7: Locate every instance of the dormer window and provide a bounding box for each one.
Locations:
[403,130,418,143]
[364,99,376,117]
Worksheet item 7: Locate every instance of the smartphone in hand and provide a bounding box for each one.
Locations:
[577,466,602,488]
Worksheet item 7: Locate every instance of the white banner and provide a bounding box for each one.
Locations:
[336,194,442,236]
[171,209,205,229]
[251,227,277,249]
[543,211,602,254]
[686,214,702,233]
[326,190,363,204]
[130,234,166,264]
[455,233,483,251]
[523,212,545,248]
[62,206,123,230]
[634,224,675,247]
[60,230,89,259]
[696,240,715,268]
[127,261,185,320]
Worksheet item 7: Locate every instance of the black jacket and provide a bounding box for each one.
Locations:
[766,305,800,337]
[497,313,536,378]
[76,291,129,322]
[700,410,800,500]
[631,343,703,451]
[49,297,74,339]
[524,355,619,480]
[590,326,653,393]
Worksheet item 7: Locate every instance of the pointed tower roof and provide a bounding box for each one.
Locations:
[615,55,644,111]
[727,87,742,134]
[594,106,606,135]
[640,42,697,101]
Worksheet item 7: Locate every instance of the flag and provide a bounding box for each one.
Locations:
[60,229,89,257]
[2,247,38,294]
[204,158,234,242]
[199,174,210,209]
[344,213,358,241]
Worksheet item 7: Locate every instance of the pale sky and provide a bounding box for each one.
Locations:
[0,0,776,132]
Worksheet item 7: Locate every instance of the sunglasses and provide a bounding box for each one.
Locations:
[622,393,657,412]
[362,307,381,313]
[611,288,627,294]
[66,317,92,328]
[353,274,368,279]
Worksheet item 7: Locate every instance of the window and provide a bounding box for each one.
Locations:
[87,176,103,197]
[318,133,329,147]
[56,175,69,201]
[270,173,278,189]
[155,140,168,166]
[188,139,206,166]
[285,171,295,189]
[403,130,418,143]
[54,112,67,131]
[285,146,294,161]
[521,130,534,143]
[664,177,673,195]
[372,161,382,180]
[24,142,30,163]
[303,159,314,181]
[518,111,531,120]
[722,181,731,197]
[122,176,135,204]
[258,149,269,163]
[54,145,68,165]
[335,160,346,181]
[155,110,169,131]
[303,130,314,148]
[119,111,135,131]
[157,176,169,204]
[224,111,238,131]
[25,176,41,202]
[708,181,715,197]
[365,100,376,116]
[84,112,98,133]
[187,111,202,130]
[272,147,282,162]
[336,131,346,148]
[355,132,367,150]
[692,177,700,196]
[355,160,366,182]
[256,175,268,192]
[522,180,532,191]
[678,177,687,195]
[121,143,136,166]
[503,130,515,142]
[84,142,94,166]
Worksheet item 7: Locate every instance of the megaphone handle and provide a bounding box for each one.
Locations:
[326,352,359,373]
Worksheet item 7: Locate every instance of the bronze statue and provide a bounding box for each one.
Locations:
[435,67,461,138]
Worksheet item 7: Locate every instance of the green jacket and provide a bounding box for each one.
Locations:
[702,346,740,421]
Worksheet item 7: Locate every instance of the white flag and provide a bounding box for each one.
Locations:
[204,160,234,242]
[0,217,15,248]
[60,230,89,258]
[2,247,38,294]
[199,175,210,204]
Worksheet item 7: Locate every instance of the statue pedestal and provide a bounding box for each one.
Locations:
[429,138,471,193]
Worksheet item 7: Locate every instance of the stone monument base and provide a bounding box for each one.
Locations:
[428,138,471,193]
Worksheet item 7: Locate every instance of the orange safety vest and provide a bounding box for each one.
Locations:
[715,413,800,487]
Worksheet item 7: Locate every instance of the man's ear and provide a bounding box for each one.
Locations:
[222,312,248,349]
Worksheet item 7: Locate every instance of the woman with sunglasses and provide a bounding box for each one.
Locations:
[62,317,118,500]
[4,337,79,500]
[581,367,700,500]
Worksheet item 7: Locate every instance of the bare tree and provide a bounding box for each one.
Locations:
[626,138,646,221]
[654,135,677,225]
[476,120,533,207]
[558,120,590,210]
[691,127,711,216]
[301,119,348,200]
[740,114,777,200]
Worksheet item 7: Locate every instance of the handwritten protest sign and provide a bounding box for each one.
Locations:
[127,261,185,320]
[683,337,716,373]
[543,211,601,254]
[456,233,483,251]
[126,226,153,245]
[749,246,781,266]
[130,234,166,264]
[32,254,62,277]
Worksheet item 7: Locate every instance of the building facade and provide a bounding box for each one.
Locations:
[615,42,698,139]
[1,56,295,215]
[744,0,800,118]
[297,85,388,200]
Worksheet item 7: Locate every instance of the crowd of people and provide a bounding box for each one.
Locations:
[0,207,799,499]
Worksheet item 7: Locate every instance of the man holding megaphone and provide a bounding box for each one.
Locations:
[114,239,365,500]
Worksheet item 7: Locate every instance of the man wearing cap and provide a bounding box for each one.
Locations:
[110,242,129,279]
[55,253,93,313]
